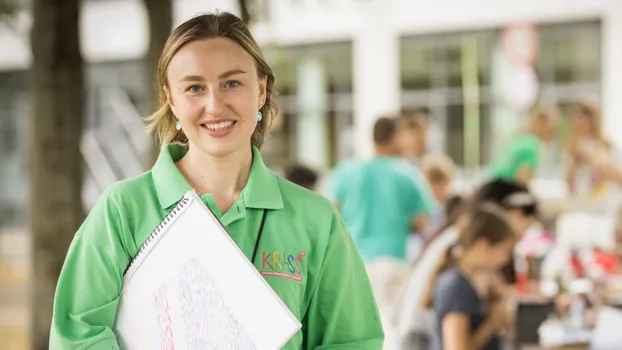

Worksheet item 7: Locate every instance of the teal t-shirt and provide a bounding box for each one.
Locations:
[330,157,437,262]
[489,133,543,182]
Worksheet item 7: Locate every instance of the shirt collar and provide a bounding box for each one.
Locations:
[151,144,283,210]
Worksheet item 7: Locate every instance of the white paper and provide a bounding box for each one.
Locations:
[591,307,622,350]
[114,190,301,350]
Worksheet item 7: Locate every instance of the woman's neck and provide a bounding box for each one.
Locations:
[456,254,483,278]
[177,145,253,213]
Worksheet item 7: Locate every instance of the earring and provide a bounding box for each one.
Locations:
[257,111,263,121]
[176,120,182,130]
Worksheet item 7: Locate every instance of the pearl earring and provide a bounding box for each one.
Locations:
[176,120,182,130]
[257,112,263,121]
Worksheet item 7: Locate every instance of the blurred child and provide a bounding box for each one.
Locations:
[284,164,319,191]
[395,182,535,350]
[425,203,518,350]
[421,155,455,237]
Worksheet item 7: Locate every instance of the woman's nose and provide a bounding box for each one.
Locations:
[204,91,224,116]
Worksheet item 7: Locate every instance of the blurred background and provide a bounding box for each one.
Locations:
[2,0,622,349]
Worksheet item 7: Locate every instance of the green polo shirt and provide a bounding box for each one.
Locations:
[489,133,542,182]
[50,144,383,350]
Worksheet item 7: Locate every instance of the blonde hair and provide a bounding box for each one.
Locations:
[566,100,609,150]
[421,155,454,184]
[525,105,557,135]
[145,12,277,149]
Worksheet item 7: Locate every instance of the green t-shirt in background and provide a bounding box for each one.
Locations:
[489,133,543,182]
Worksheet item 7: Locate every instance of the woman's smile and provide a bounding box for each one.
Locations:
[200,119,237,137]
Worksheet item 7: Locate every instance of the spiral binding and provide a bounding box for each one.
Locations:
[123,194,192,276]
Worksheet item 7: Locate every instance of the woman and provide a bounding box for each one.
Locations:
[565,101,619,205]
[489,106,559,186]
[49,12,383,349]
[425,204,517,350]
[394,180,537,350]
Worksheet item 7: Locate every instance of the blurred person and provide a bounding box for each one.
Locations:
[474,179,540,285]
[400,107,444,156]
[422,155,455,204]
[421,155,456,236]
[581,149,622,188]
[565,101,621,203]
[397,112,428,165]
[395,113,443,247]
[284,163,319,191]
[49,12,383,349]
[425,203,517,350]
[331,116,437,311]
[394,180,538,350]
[405,155,456,261]
[489,106,559,187]
[473,180,539,238]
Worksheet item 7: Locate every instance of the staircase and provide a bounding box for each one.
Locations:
[81,88,152,209]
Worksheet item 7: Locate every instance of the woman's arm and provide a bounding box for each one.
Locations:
[582,149,622,185]
[49,189,130,350]
[442,314,499,350]
[304,209,384,349]
[565,152,580,195]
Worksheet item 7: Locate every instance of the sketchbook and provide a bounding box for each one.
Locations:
[113,190,301,350]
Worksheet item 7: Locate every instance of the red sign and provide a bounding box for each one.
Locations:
[502,22,540,66]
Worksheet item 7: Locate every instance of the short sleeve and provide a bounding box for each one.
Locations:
[49,190,129,349]
[514,138,541,171]
[434,270,479,317]
[304,210,384,349]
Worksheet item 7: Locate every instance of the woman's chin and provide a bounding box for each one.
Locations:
[195,139,248,159]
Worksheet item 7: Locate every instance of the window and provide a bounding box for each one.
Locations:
[263,42,353,169]
[400,20,601,177]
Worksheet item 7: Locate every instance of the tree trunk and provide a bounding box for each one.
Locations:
[144,0,173,169]
[29,0,84,348]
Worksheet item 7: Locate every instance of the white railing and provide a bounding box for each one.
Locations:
[80,130,118,191]
[79,87,151,209]
[103,88,150,156]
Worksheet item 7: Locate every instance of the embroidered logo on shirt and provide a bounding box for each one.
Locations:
[260,251,306,282]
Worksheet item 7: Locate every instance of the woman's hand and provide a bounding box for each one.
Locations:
[489,299,509,327]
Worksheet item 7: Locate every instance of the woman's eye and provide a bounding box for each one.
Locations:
[187,85,204,93]
[224,81,240,89]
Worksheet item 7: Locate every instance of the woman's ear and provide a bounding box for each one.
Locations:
[164,85,177,115]
[258,76,267,108]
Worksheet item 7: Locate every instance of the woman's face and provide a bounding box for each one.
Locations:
[165,37,267,157]
[397,128,426,158]
[571,112,593,137]
[506,210,535,237]
[472,238,516,272]
[540,113,560,141]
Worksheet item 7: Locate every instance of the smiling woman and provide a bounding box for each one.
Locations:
[49,12,384,350]
[146,13,277,153]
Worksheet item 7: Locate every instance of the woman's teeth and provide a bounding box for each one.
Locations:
[203,121,234,130]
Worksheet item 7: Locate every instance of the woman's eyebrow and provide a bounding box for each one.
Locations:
[179,75,204,83]
[178,69,247,83]
[218,69,246,79]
